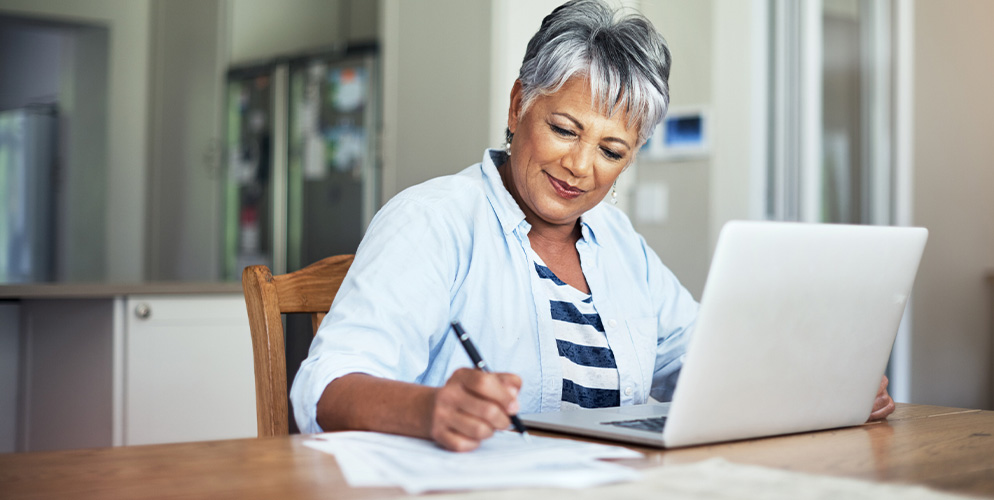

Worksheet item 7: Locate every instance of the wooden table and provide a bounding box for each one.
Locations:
[2,404,992,499]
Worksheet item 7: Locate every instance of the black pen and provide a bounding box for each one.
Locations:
[450,321,531,440]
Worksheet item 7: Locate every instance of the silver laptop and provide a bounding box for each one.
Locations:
[520,220,928,448]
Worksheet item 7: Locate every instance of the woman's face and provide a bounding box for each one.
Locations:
[505,77,639,231]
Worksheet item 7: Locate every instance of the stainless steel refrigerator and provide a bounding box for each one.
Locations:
[222,47,380,280]
[0,104,57,283]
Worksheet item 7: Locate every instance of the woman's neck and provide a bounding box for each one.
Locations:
[528,222,581,253]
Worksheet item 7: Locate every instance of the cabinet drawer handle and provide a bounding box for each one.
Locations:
[135,303,151,320]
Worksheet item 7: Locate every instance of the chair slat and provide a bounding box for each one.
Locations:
[275,254,353,313]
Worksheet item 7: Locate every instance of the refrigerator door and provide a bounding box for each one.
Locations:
[222,50,380,281]
[222,50,380,282]
[0,105,57,283]
[287,51,380,272]
[222,66,277,279]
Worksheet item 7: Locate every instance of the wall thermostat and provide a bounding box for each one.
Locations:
[640,106,709,160]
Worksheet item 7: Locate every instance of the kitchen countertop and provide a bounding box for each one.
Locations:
[0,282,243,299]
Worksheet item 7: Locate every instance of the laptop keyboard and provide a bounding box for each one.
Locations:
[602,416,668,432]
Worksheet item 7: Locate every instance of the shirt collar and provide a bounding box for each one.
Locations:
[578,217,600,246]
[480,148,604,246]
[481,149,527,235]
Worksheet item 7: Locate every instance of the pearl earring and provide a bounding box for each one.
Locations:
[611,181,618,205]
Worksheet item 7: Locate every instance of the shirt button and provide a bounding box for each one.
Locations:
[608,319,618,328]
[624,387,633,396]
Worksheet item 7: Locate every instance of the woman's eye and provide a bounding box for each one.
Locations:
[550,124,575,137]
[601,147,623,161]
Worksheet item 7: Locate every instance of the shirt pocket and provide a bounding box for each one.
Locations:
[624,316,659,400]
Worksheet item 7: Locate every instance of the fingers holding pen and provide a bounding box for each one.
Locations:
[490,372,523,414]
[451,372,513,429]
[429,368,522,451]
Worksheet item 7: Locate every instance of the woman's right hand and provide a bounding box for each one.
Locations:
[429,368,522,451]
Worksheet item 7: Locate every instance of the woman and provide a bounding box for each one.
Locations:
[290,0,895,451]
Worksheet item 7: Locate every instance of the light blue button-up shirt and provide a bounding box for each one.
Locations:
[290,149,699,434]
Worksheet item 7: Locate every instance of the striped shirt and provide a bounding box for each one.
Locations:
[531,256,621,410]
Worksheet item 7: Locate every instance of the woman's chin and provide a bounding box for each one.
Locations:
[531,204,585,228]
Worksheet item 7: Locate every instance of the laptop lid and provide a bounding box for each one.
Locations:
[662,221,927,447]
[521,221,927,448]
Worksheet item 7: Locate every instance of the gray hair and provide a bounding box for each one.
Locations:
[514,0,671,146]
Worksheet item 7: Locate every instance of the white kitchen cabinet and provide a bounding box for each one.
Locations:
[123,295,257,446]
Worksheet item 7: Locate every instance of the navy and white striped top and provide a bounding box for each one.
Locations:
[532,256,621,410]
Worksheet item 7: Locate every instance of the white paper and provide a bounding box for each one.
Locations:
[420,458,976,500]
[303,430,641,494]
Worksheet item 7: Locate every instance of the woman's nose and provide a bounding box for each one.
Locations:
[562,143,595,178]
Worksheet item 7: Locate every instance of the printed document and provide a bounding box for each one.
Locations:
[304,430,641,494]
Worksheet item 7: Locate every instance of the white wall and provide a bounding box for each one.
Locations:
[911,0,994,409]
[709,0,766,247]
[61,24,110,282]
[636,0,717,299]
[228,0,340,65]
[380,0,492,200]
[145,0,225,281]
[228,0,378,66]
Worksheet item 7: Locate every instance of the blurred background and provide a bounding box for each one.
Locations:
[0,0,991,447]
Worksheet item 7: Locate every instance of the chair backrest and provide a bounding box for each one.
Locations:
[241,254,354,437]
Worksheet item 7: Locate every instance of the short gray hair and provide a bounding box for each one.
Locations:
[515,0,671,145]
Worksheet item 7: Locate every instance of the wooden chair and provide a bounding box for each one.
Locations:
[241,254,354,437]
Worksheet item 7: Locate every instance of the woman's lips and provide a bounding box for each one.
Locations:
[546,173,585,200]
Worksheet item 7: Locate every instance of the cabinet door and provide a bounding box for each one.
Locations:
[124,294,257,445]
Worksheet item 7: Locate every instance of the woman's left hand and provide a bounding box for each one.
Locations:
[867,375,895,421]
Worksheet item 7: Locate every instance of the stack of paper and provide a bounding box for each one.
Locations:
[304,430,642,494]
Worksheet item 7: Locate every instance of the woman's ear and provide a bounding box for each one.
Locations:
[507,79,524,134]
